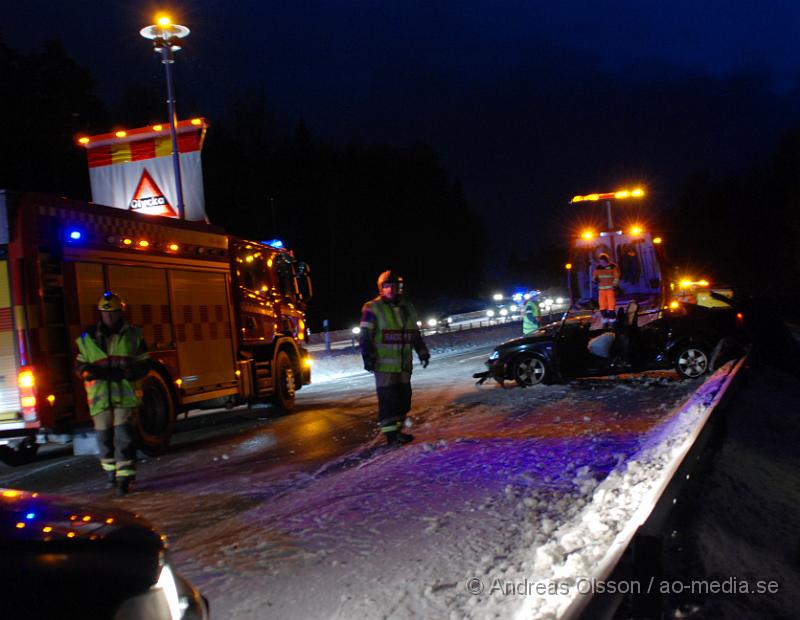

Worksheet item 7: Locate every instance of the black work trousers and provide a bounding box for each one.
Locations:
[374,371,412,432]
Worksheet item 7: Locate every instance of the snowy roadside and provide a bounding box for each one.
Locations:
[150,323,733,620]
[307,327,751,618]
[661,326,800,619]
[513,358,746,619]
[307,322,523,383]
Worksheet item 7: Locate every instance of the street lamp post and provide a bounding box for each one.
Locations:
[140,15,190,220]
[565,263,573,304]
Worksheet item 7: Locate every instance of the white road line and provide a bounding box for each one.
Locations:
[458,352,491,363]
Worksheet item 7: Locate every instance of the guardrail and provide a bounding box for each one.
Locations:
[307,309,565,353]
[566,353,750,620]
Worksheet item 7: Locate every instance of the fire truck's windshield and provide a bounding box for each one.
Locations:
[276,259,299,298]
[235,244,278,297]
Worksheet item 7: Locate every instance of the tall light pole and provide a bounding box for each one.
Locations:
[565,263,573,304]
[140,15,190,220]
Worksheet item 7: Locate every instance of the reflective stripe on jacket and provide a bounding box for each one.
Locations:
[360,298,422,373]
[75,324,148,415]
[593,263,620,289]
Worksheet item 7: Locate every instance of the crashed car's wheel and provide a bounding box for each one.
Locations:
[674,346,709,379]
[513,354,549,387]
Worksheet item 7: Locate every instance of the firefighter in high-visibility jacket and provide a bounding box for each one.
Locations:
[359,271,430,446]
[593,253,621,327]
[75,292,150,495]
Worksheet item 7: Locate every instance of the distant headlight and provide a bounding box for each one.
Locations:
[427,318,438,327]
[488,350,500,361]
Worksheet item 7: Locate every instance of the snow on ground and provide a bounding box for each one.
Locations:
[97,323,728,620]
[514,360,742,619]
[7,322,742,619]
[663,363,800,620]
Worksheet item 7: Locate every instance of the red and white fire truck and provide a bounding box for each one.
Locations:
[0,191,312,464]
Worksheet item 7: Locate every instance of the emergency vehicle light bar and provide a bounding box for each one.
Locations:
[571,188,645,203]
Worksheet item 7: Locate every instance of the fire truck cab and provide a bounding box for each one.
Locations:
[0,191,312,464]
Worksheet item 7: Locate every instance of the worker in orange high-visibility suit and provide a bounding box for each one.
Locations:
[593,253,621,328]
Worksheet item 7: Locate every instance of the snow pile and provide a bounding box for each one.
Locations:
[29,321,737,620]
[510,359,742,619]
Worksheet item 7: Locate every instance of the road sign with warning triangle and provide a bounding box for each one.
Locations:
[128,169,178,217]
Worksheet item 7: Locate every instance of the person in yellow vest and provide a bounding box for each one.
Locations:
[522,294,541,335]
[359,271,430,446]
[75,292,150,495]
[593,253,621,328]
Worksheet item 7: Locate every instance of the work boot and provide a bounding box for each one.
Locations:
[116,478,132,497]
[396,431,414,444]
[384,431,400,446]
[106,472,116,488]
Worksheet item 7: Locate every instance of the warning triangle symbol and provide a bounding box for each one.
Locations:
[128,169,178,217]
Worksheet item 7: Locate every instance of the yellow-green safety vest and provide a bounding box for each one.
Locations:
[523,300,540,334]
[75,325,148,416]
[362,299,420,373]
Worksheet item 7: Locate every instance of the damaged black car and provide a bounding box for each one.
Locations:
[474,298,747,387]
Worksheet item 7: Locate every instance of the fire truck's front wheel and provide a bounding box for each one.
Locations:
[136,371,176,455]
[270,351,296,414]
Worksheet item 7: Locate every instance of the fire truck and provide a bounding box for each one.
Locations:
[0,191,312,464]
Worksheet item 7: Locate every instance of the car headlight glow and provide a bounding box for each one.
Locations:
[427,318,438,327]
[156,563,186,619]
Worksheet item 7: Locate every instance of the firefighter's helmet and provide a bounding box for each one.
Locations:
[597,253,610,262]
[97,292,126,312]
[377,270,404,291]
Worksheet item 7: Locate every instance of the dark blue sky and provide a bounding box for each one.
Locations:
[6,1,800,271]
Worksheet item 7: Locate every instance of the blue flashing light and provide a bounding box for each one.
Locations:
[262,239,284,249]
[25,512,35,520]
[68,230,82,241]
